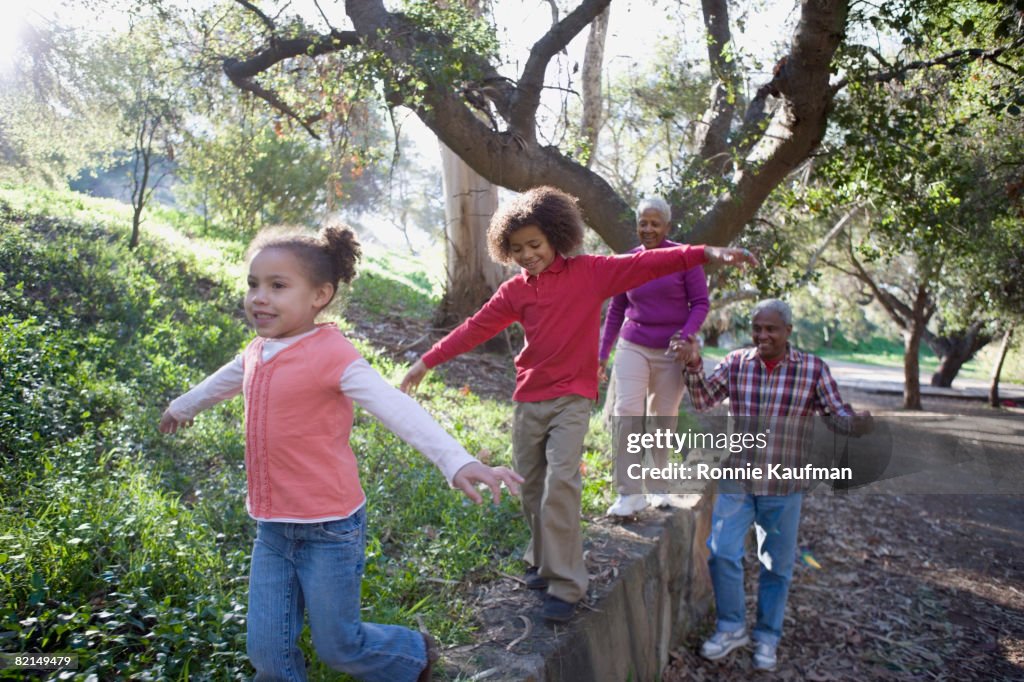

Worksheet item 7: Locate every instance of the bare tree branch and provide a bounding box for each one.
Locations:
[234,0,277,34]
[687,1,849,246]
[831,36,1024,94]
[223,66,323,138]
[222,31,360,80]
[803,203,863,278]
[511,0,612,140]
[692,0,738,173]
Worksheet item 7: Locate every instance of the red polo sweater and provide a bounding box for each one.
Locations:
[422,246,707,402]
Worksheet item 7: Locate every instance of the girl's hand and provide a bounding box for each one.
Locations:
[400,359,429,394]
[158,409,193,434]
[452,462,524,504]
[598,360,609,383]
[705,246,758,268]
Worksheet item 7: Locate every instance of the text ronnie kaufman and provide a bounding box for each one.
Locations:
[627,462,854,481]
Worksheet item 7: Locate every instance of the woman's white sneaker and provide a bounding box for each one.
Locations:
[606,494,649,516]
[647,493,671,508]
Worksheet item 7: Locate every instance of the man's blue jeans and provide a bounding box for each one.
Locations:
[707,492,803,647]
[247,508,427,681]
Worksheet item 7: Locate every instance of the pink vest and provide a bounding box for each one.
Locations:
[242,324,365,520]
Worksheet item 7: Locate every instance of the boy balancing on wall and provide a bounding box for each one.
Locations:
[400,186,757,623]
[158,225,523,682]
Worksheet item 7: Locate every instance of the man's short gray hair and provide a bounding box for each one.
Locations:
[752,298,792,326]
[636,196,671,224]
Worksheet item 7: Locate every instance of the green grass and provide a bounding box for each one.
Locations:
[0,184,551,679]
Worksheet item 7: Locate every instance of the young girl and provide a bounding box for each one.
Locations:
[159,225,522,682]
[400,186,756,623]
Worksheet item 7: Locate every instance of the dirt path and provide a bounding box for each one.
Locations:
[663,389,1024,681]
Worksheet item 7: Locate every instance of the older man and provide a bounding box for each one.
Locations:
[673,298,871,672]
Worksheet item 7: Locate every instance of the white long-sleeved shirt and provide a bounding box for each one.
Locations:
[168,329,479,521]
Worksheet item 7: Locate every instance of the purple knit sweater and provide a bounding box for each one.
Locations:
[599,239,710,361]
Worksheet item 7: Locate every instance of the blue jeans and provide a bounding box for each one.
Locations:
[707,492,803,647]
[247,508,427,681]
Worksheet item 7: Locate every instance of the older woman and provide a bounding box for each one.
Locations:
[600,197,710,516]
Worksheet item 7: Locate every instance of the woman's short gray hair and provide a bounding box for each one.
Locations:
[751,298,792,326]
[636,197,671,224]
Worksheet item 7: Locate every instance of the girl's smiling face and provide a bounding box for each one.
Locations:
[508,225,556,276]
[244,247,333,338]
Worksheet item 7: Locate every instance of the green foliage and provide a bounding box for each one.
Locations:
[594,39,715,207]
[178,120,332,235]
[346,247,443,318]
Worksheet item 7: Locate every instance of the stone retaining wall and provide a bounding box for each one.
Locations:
[444,475,716,682]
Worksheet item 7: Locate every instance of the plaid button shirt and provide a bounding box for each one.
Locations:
[684,345,855,495]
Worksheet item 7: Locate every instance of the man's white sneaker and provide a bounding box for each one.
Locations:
[606,494,649,516]
[700,628,750,661]
[647,493,671,508]
[752,641,778,671]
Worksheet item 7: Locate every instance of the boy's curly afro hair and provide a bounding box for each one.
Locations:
[486,186,585,264]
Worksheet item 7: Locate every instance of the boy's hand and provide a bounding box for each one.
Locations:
[400,359,429,394]
[705,246,758,268]
[452,462,524,504]
[158,409,193,434]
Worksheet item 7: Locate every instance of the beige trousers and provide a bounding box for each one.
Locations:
[512,395,592,603]
[609,338,687,494]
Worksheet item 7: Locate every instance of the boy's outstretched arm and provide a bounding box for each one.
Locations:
[452,462,523,504]
[704,246,759,267]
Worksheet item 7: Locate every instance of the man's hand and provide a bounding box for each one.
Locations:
[850,410,874,437]
[669,333,702,368]
[452,462,524,504]
[158,409,193,434]
[400,359,429,394]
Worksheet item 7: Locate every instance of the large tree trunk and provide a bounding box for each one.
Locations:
[925,321,993,387]
[901,285,935,410]
[989,327,1014,408]
[430,0,507,347]
[433,143,506,344]
[903,322,925,410]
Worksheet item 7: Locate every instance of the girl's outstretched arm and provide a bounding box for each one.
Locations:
[158,356,243,434]
[344,359,523,500]
[158,410,194,434]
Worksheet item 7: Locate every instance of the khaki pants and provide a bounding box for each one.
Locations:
[512,395,592,603]
[610,338,687,494]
